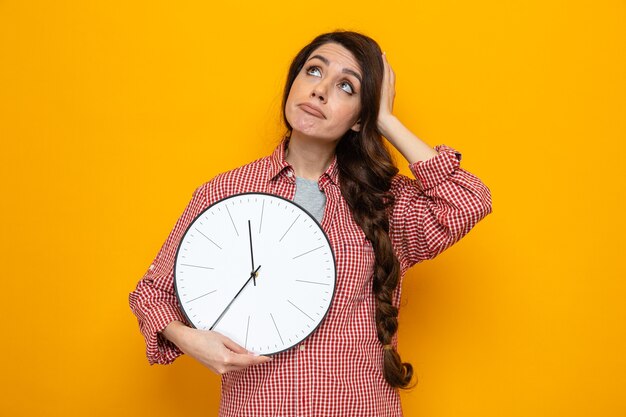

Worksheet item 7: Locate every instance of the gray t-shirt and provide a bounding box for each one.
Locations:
[293,177,326,223]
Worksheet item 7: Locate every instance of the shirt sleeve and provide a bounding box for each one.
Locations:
[128,184,210,365]
[390,144,493,272]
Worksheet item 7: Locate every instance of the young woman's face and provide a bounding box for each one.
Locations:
[285,42,363,143]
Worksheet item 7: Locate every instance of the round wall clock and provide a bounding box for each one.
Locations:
[174,192,337,355]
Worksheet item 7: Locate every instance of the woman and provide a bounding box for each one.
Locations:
[129,30,492,416]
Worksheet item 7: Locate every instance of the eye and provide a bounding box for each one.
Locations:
[306,66,322,77]
[339,81,354,95]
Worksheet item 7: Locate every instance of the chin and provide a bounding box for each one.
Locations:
[288,116,321,138]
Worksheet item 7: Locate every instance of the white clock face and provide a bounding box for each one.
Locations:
[174,192,336,355]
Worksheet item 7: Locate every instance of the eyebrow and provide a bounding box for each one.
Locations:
[307,54,363,84]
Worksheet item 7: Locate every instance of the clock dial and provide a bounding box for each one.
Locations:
[174,192,336,355]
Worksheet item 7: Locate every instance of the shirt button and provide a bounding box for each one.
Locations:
[149,264,155,271]
[286,171,293,178]
[299,344,306,351]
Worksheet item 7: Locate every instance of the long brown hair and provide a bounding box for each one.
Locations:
[281,31,414,389]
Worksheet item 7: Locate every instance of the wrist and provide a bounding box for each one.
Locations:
[161,320,191,347]
[377,114,400,140]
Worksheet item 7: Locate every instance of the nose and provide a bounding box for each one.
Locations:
[310,79,329,103]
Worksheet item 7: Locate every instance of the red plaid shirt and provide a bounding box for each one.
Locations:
[129,139,492,416]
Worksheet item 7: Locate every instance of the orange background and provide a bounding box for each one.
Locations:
[1,1,625,416]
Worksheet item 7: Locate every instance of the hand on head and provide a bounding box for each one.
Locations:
[378,52,397,131]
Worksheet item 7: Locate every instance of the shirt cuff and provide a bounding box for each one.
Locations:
[408,145,461,191]
[144,302,188,365]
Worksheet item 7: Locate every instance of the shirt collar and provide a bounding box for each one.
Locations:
[269,136,340,186]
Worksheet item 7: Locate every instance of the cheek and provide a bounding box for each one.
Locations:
[284,87,299,126]
[334,101,361,127]
[285,76,309,107]
[287,76,307,101]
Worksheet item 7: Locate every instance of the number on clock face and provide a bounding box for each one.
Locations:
[174,192,337,355]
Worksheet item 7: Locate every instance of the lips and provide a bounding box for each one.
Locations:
[299,103,326,119]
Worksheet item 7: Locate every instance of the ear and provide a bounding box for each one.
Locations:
[350,119,361,132]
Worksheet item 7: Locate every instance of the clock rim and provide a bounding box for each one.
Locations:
[173,191,337,356]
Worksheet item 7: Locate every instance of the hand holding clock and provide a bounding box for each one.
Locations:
[162,220,268,374]
[162,320,272,375]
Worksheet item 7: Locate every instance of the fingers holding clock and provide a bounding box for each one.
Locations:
[220,333,249,354]
[175,327,271,375]
[215,334,273,374]
[220,335,272,368]
[222,351,272,374]
[207,332,272,374]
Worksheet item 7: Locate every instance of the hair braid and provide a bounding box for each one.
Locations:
[336,129,414,389]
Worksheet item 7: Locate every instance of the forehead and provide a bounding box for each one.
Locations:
[307,43,362,75]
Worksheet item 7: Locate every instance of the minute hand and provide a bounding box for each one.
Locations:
[209,265,261,330]
[248,220,256,286]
